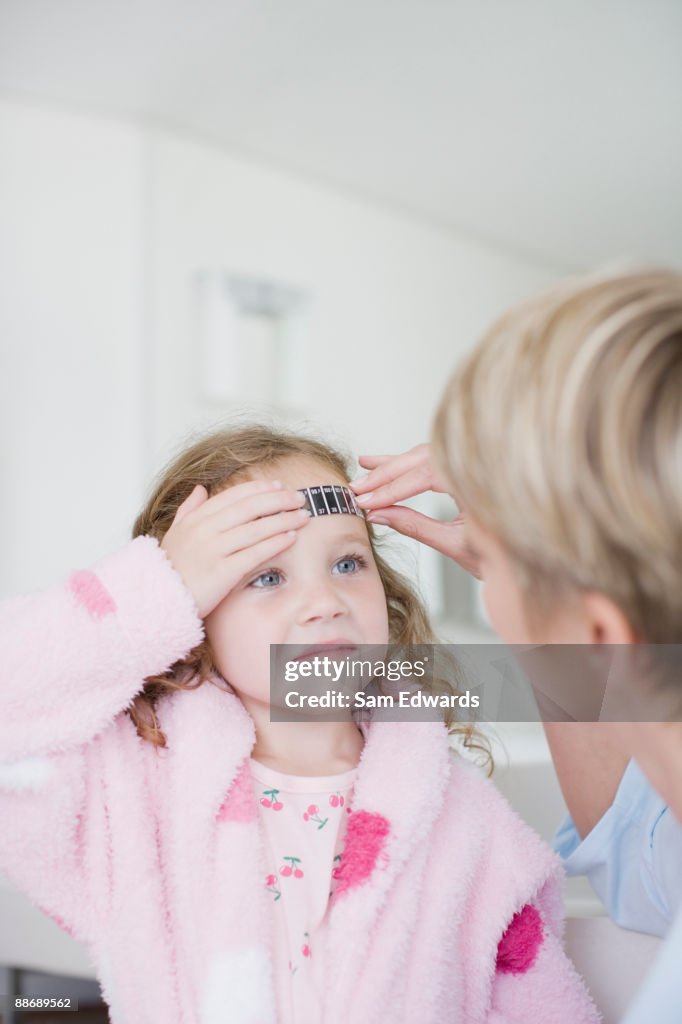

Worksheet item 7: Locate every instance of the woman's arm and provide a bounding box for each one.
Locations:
[543,723,629,839]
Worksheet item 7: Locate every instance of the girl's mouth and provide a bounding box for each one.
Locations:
[293,641,359,661]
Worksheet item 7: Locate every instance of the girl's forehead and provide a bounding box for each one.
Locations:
[250,455,348,490]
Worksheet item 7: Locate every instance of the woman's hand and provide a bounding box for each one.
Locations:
[350,444,481,578]
[160,480,309,617]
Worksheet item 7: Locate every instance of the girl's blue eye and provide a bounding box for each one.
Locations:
[333,555,365,575]
[251,570,282,588]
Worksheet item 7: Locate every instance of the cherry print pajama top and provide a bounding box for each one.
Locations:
[250,760,355,1024]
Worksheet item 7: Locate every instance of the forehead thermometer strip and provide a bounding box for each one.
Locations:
[298,485,365,518]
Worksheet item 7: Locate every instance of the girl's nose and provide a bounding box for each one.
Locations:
[297,582,348,625]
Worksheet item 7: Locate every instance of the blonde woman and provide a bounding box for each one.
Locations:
[352,267,682,1022]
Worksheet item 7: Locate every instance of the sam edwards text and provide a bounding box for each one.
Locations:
[284,690,480,709]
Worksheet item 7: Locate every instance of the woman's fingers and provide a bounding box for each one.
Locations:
[354,465,439,511]
[352,444,452,508]
[366,507,481,578]
[367,505,449,549]
[352,445,429,494]
[356,454,394,469]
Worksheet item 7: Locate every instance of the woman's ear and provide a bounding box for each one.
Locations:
[582,592,639,644]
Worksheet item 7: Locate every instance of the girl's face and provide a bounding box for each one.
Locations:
[205,456,390,706]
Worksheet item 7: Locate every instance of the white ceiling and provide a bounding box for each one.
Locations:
[1,0,681,270]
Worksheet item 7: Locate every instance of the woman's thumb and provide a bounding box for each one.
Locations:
[367,506,479,575]
[368,506,445,549]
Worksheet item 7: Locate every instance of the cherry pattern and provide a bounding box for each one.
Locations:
[260,788,284,811]
[302,803,329,830]
[280,855,304,879]
[256,778,354,987]
[328,853,344,898]
[264,873,282,901]
[287,932,313,979]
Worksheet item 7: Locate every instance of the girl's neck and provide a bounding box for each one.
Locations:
[241,695,364,776]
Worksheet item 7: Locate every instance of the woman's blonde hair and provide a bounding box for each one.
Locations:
[130,424,489,766]
[433,267,682,642]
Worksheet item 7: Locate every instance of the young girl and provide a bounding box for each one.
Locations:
[0,426,598,1024]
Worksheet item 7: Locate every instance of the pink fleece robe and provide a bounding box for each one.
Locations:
[0,537,600,1023]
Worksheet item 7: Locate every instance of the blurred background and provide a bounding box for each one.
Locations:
[0,1,680,1018]
[2,0,681,601]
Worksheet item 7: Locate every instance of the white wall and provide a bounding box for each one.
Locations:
[148,131,558,467]
[1,96,558,597]
[0,100,147,595]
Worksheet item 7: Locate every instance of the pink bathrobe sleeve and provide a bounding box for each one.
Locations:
[489,900,601,1022]
[0,536,204,940]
